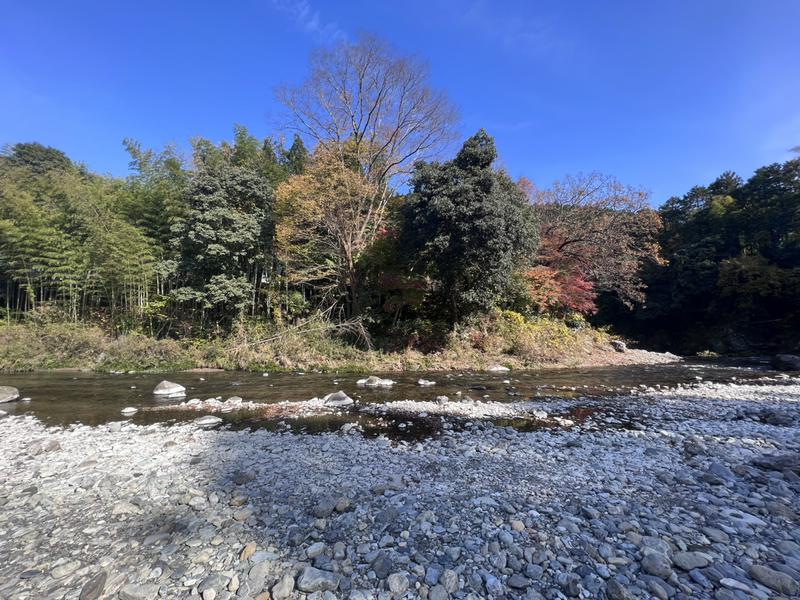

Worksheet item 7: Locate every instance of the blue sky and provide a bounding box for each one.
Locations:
[2,0,799,204]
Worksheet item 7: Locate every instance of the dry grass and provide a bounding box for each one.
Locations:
[0,312,663,374]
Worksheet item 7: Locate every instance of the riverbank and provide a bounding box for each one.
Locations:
[0,318,679,374]
[1,378,798,599]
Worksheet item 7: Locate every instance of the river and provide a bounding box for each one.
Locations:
[0,358,776,436]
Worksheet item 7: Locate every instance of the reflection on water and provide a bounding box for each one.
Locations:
[0,358,774,436]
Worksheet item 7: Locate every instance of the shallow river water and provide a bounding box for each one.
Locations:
[0,358,778,436]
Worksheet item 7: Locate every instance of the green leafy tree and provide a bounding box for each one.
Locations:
[171,145,274,329]
[401,130,537,324]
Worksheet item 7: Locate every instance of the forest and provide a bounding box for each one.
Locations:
[1,35,798,371]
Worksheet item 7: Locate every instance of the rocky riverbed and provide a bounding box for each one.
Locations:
[1,378,799,600]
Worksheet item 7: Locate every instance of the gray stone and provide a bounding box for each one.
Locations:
[429,584,449,600]
[119,584,160,600]
[0,386,19,403]
[641,552,673,579]
[313,496,337,518]
[152,380,185,396]
[272,573,295,600]
[296,566,339,593]
[606,579,636,600]
[78,571,107,600]
[673,551,710,571]
[323,390,354,407]
[387,573,409,597]
[747,564,799,596]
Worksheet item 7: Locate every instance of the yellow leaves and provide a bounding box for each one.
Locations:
[274,147,380,290]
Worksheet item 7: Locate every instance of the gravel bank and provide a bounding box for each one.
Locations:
[1,379,798,600]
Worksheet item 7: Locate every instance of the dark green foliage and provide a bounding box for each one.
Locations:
[170,152,274,327]
[401,130,537,324]
[284,134,309,175]
[630,158,800,352]
[0,142,73,175]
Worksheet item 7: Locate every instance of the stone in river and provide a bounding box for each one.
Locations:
[418,379,436,386]
[152,380,186,396]
[121,407,138,416]
[0,385,20,403]
[323,390,354,407]
[0,409,6,419]
[487,364,510,372]
[194,415,223,427]
[357,375,395,387]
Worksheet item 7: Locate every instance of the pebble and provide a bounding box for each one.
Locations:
[0,377,798,600]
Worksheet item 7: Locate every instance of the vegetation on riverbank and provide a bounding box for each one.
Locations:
[1,34,797,361]
[0,311,655,373]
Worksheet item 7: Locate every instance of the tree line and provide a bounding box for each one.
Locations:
[1,34,795,353]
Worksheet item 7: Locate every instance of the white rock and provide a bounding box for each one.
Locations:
[0,386,20,403]
[418,379,436,386]
[357,376,395,387]
[194,415,223,427]
[121,407,138,416]
[487,365,510,372]
[323,391,354,407]
[153,380,186,397]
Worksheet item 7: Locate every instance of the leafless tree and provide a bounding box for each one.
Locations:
[277,34,459,196]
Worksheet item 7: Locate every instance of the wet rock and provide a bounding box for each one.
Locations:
[152,380,186,396]
[0,385,19,403]
[357,376,395,387]
[120,407,138,416]
[195,415,223,427]
[487,364,510,372]
[610,340,627,353]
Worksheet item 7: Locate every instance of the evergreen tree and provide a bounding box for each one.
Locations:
[401,130,537,324]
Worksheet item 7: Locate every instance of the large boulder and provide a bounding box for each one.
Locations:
[0,386,20,403]
[152,380,186,396]
[772,354,800,371]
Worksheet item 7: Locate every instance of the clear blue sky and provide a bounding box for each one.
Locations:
[2,0,799,204]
